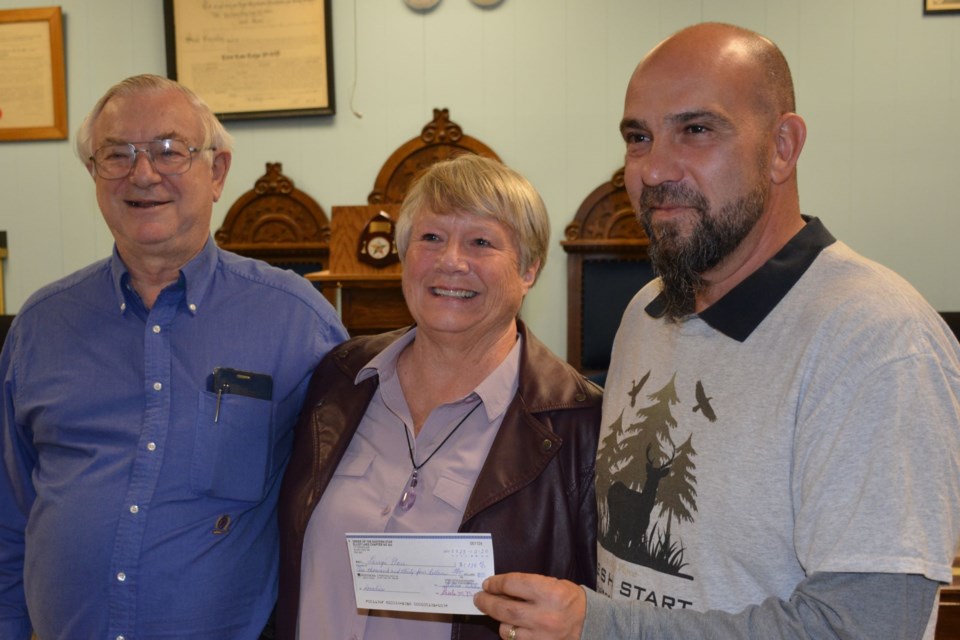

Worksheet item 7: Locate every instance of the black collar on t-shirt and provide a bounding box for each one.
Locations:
[645,216,836,342]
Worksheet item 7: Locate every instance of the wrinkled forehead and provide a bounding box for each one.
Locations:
[92,89,202,147]
[414,206,498,229]
[414,207,520,245]
[625,41,760,121]
[640,34,757,85]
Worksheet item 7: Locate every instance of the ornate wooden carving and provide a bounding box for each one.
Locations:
[215,162,330,267]
[367,108,502,204]
[307,111,503,335]
[562,168,648,253]
[562,168,652,377]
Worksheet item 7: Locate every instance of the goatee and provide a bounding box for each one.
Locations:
[640,182,766,321]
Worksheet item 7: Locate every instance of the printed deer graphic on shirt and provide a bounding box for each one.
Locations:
[597,371,704,579]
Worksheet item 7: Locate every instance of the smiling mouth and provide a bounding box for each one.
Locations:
[431,287,477,299]
[125,199,170,209]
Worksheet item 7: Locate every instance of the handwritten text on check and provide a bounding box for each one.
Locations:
[345,533,495,615]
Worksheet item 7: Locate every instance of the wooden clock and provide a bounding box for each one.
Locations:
[357,210,400,268]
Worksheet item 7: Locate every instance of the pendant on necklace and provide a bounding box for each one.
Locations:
[397,469,419,512]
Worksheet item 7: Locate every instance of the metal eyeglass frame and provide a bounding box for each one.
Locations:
[89,139,215,180]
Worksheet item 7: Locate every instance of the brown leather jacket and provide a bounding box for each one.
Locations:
[276,320,601,640]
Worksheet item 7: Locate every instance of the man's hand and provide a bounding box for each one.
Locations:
[473,572,586,640]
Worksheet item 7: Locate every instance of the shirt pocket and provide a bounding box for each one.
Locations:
[432,474,474,513]
[191,390,275,502]
[335,451,376,478]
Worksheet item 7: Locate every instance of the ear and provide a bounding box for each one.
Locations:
[769,113,806,185]
[521,258,541,291]
[210,150,232,202]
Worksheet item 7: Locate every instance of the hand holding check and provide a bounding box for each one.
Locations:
[473,572,586,640]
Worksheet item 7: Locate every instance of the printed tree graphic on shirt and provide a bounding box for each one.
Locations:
[597,371,700,579]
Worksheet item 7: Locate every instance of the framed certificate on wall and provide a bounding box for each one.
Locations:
[924,0,960,13]
[0,6,67,141]
[163,0,335,120]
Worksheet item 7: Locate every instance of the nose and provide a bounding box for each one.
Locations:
[631,139,683,188]
[437,241,468,273]
[128,148,163,185]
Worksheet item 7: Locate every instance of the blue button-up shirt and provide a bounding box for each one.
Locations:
[0,239,347,640]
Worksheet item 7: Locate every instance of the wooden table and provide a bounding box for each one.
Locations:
[307,270,412,336]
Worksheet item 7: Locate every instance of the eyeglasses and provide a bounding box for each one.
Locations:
[90,139,214,180]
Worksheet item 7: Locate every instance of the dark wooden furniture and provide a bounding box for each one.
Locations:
[215,162,330,278]
[310,109,502,335]
[1,231,7,315]
[307,204,413,335]
[937,321,960,639]
[367,107,501,204]
[561,167,653,382]
[938,573,960,639]
[0,315,13,350]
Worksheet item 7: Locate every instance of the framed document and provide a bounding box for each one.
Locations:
[925,0,960,13]
[163,0,335,120]
[0,6,67,141]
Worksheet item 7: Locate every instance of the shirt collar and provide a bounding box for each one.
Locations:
[357,327,523,422]
[645,216,836,342]
[110,237,218,316]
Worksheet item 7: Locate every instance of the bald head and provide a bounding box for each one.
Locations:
[619,23,807,316]
[640,23,795,123]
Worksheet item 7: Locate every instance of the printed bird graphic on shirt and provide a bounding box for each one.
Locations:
[692,380,716,422]
[628,371,651,407]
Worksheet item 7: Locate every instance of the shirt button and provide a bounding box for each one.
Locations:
[129,505,139,514]
[117,636,126,640]
[117,571,126,582]
[152,325,161,334]
[153,382,162,391]
[188,303,197,313]
[119,303,126,312]
[147,442,157,451]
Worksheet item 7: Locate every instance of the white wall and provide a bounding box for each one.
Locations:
[1,0,959,359]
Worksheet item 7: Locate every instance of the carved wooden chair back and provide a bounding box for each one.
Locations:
[215,162,330,275]
[561,167,654,381]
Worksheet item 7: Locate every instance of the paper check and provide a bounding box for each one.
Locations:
[345,533,494,615]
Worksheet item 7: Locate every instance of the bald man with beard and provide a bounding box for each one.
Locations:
[474,22,960,640]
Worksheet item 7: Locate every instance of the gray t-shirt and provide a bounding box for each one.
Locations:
[593,226,960,638]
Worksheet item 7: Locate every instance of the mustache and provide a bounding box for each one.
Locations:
[638,183,709,214]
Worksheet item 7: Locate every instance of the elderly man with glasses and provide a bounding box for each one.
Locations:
[0,74,347,640]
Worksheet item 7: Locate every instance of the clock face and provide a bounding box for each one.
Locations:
[358,210,401,268]
[367,236,392,261]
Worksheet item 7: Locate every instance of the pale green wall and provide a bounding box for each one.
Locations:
[1,0,958,359]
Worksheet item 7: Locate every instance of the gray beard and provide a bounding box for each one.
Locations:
[640,182,766,321]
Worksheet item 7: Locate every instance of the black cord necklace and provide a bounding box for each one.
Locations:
[396,402,483,512]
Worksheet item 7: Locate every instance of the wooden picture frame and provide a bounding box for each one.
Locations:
[924,0,960,13]
[0,6,67,141]
[163,0,335,120]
